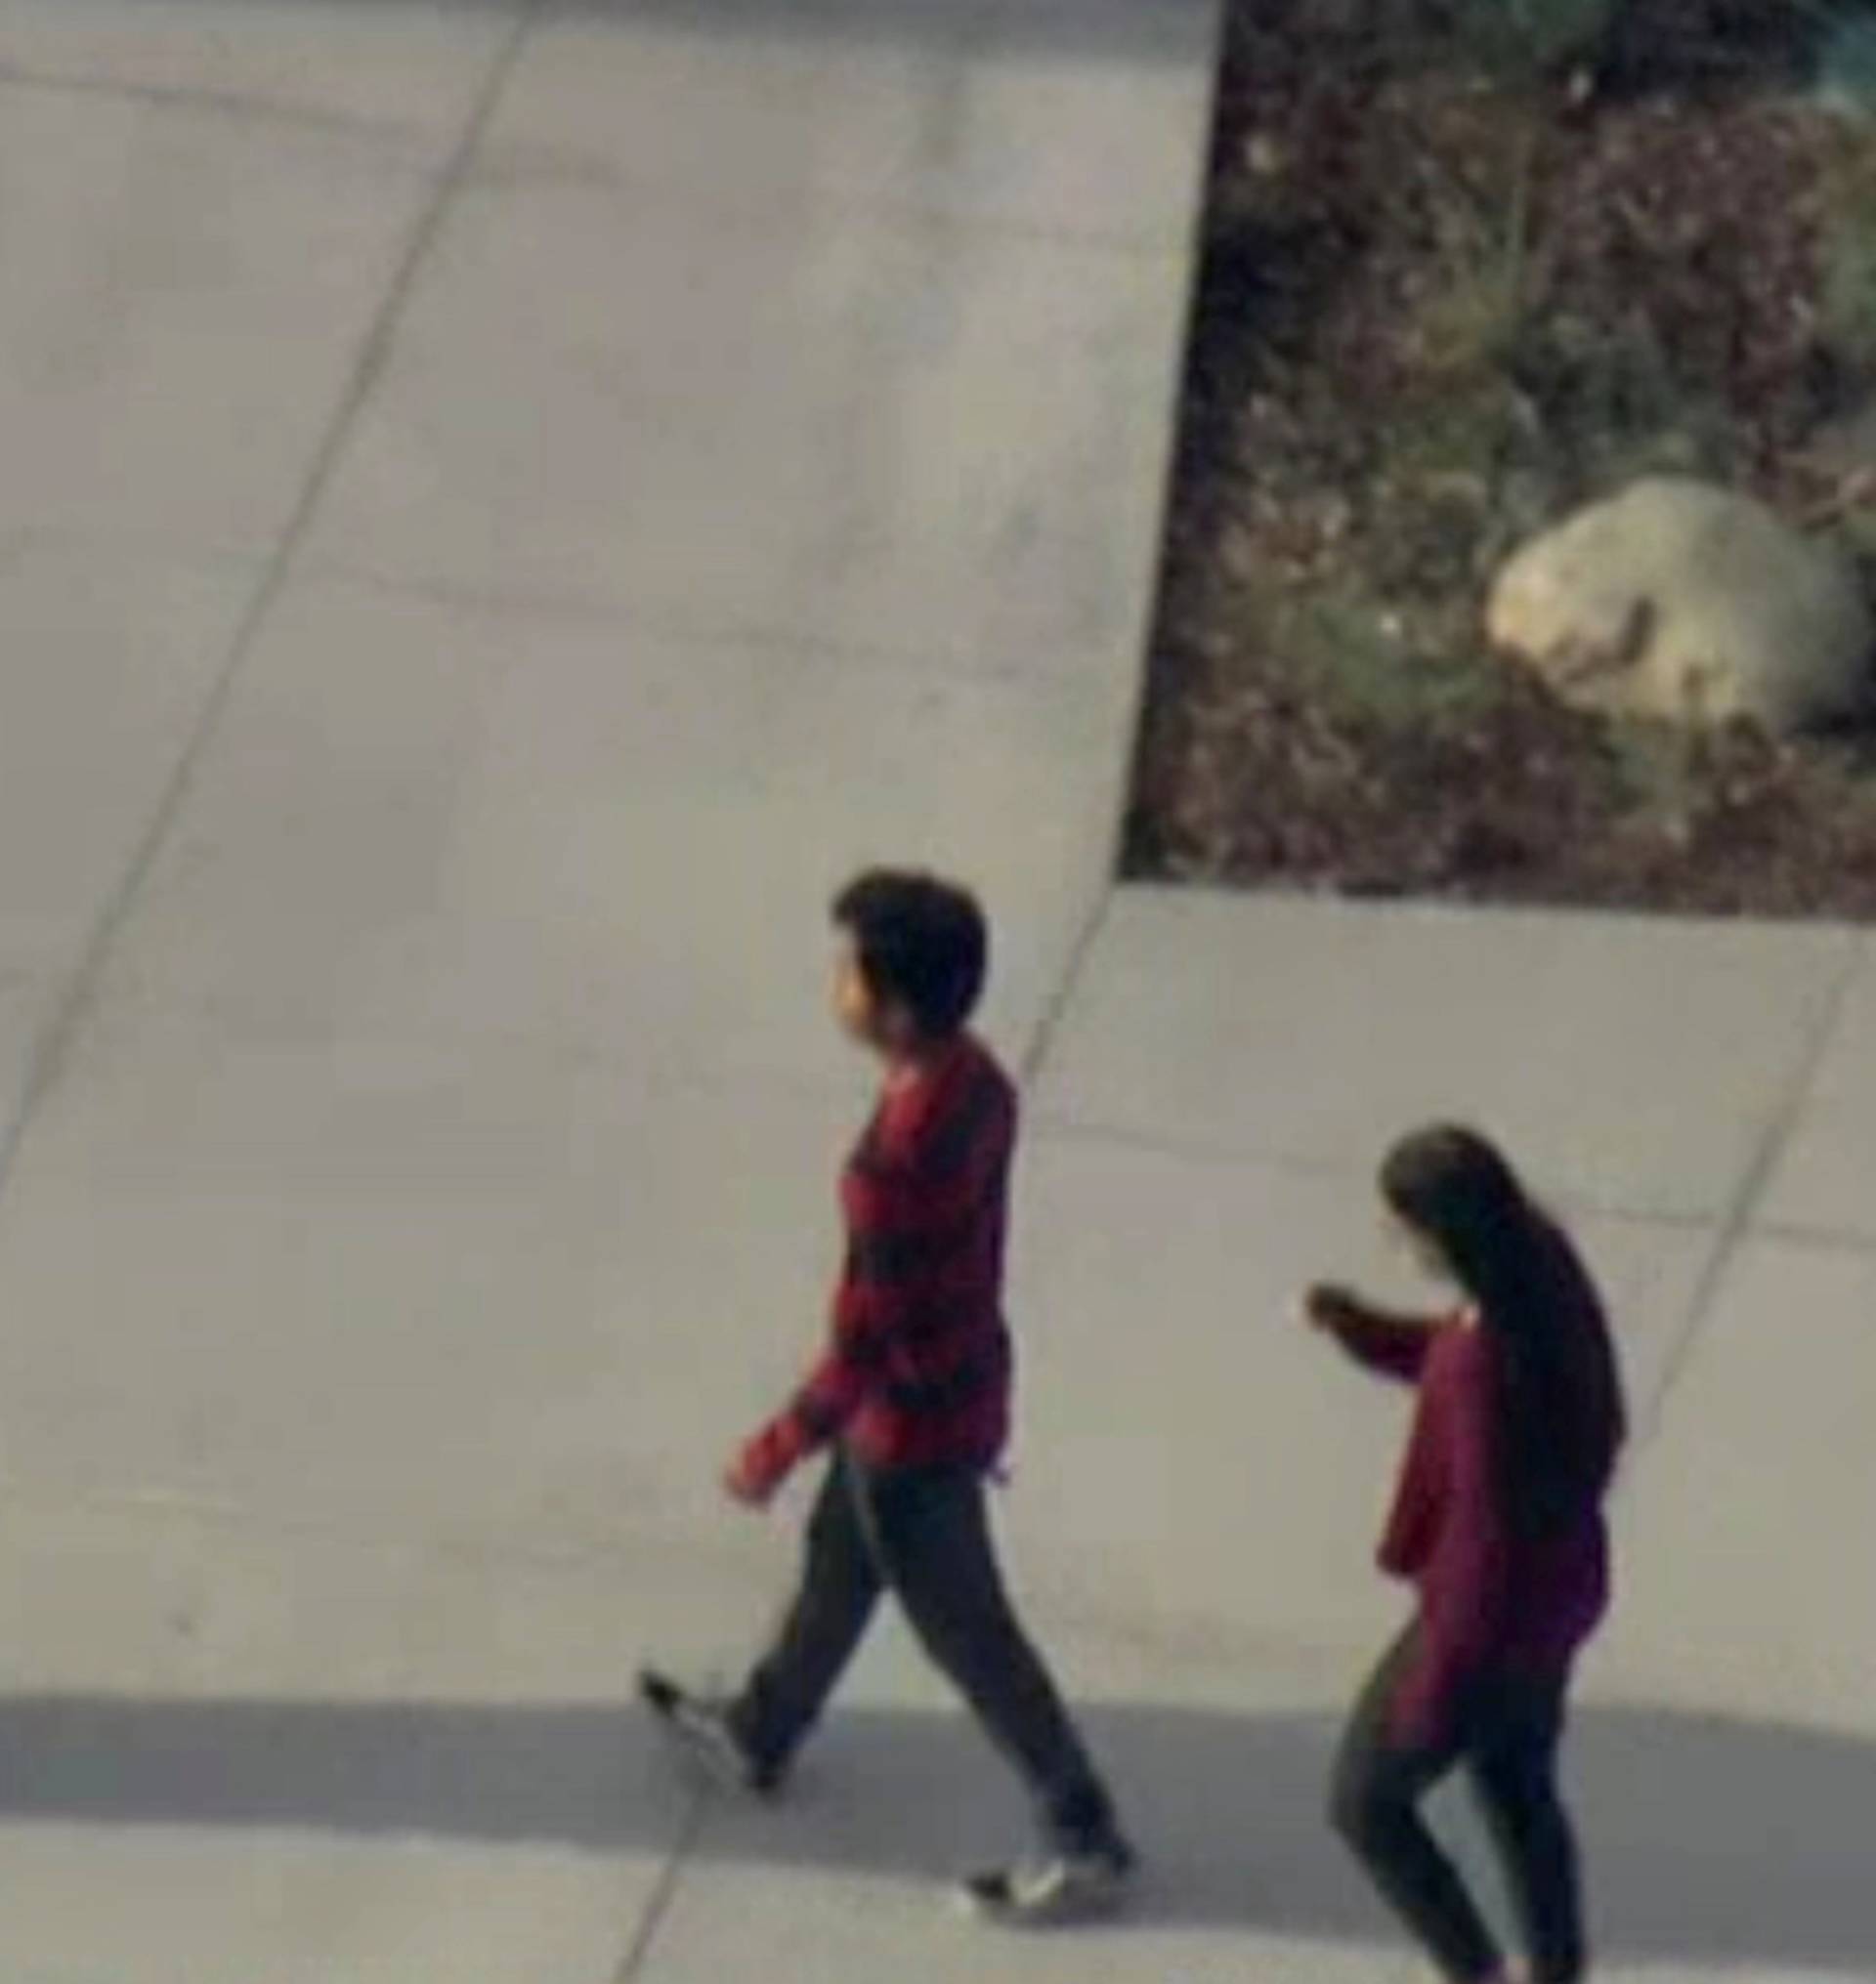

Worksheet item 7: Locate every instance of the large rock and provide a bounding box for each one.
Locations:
[1486,478,1873,734]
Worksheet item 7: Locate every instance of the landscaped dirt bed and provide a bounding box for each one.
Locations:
[1127,0,1876,915]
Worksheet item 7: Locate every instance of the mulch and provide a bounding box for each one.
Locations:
[1126,0,1876,917]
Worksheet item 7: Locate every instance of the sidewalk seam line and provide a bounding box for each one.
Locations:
[0,57,462,149]
[0,0,544,1201]
[1020,884,1116,1087]
[611,1789,710,1984]
[1633,933,1867,1451]
[466,147,1201,256]
[1028,1114,1717,1217]
[298,557,1143,685]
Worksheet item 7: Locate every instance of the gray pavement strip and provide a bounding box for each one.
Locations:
[542,0,1215,63]
[30,0,1215,62]
[0,1695,1863,1971]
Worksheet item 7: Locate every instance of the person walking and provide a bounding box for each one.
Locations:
[641,868,1133,1924]
[1306,1125,1625,1984]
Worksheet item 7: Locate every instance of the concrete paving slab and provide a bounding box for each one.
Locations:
[0,971,48,1114]
[0,543,251,1126]
[632,1612,1876,1980]
[640,1836,1876,1983]
[0,1499,720,1983]
[1760,935,1876,1242]
[0,1830,651,1984]
[0,544,250,976]
[0,968,1694,1622]
[0,1491,747,1701]
[1002,1130,1711,1657]
[637,1864,1405,1984]
[1036,889,1858,1224]
[0,0,515,142]
[0,1490,1854,1982]
[1590,1973,1871,1983]
[634,1616,1407,1984]
[67,577,1127,1087]
[1562,1710,1876,1981]
[489,0,1215,242]
[0,79,435,552]
[0,0,1255,1975]
[0,1043,859,1544]
[301,172,1186,667]
[1596,1234,1876,1736]
[641,1600,1585,1974]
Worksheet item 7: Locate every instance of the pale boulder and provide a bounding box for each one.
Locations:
[1486,479,1873,734]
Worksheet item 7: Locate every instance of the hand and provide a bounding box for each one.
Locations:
[723,1438,785,1510]
[1301,1283,1361,1333]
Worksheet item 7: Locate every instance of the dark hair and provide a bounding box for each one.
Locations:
[831,869,989,1039]
[1382,1125,1626,1538]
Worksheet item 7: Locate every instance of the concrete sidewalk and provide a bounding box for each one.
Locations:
[0,2,1868,1981]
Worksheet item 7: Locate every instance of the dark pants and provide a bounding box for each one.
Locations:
[1332,1629,1586,1984]
[730,1452,1118,1853]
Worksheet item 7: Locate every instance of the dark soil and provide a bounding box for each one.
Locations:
[1126,0,1876,915]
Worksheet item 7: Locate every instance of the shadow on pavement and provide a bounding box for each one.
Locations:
[0,1694,1864,1970]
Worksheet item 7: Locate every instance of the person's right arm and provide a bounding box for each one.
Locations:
[1304,1285,1439,1384]
[728,1156,912,1501]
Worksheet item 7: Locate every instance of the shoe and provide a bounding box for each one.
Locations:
[960,1837,1136,1926]
[638,1667,784,1796]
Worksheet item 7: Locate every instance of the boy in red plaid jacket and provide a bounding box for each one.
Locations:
[642,870,1131,1922]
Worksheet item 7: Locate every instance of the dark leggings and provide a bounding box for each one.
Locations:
[729,1452,1118,1853]
[1332,1629,1586,1984]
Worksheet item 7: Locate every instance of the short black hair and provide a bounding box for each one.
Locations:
[831,868,989,1038]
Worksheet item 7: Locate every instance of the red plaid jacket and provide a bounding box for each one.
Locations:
[742,1034,1015,1485]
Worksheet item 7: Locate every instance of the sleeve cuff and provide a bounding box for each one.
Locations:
[741,1414,810,1494]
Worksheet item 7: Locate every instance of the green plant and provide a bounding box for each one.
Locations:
[1380,382,1518,482]
[1514,308,1696,493]
[1276,583,1499,735]
[1603,715,1708,843]
[1826,223,1876,362]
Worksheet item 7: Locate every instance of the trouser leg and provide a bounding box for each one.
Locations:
[732,1456,884,1771]
[862,1464,1119,1854]
[1468,1671,1586,1984]
[1331,1630,1504,1983]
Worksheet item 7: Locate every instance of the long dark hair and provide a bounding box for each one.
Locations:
[1382,1125,1626,1538]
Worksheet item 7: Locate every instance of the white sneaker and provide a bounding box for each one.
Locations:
[959,1840,1136,1926]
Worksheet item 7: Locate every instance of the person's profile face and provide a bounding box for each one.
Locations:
[831,935,878,1045]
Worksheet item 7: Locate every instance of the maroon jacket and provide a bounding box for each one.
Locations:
[741,1034,1014,1486]
[1336,1308,1616,1748]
